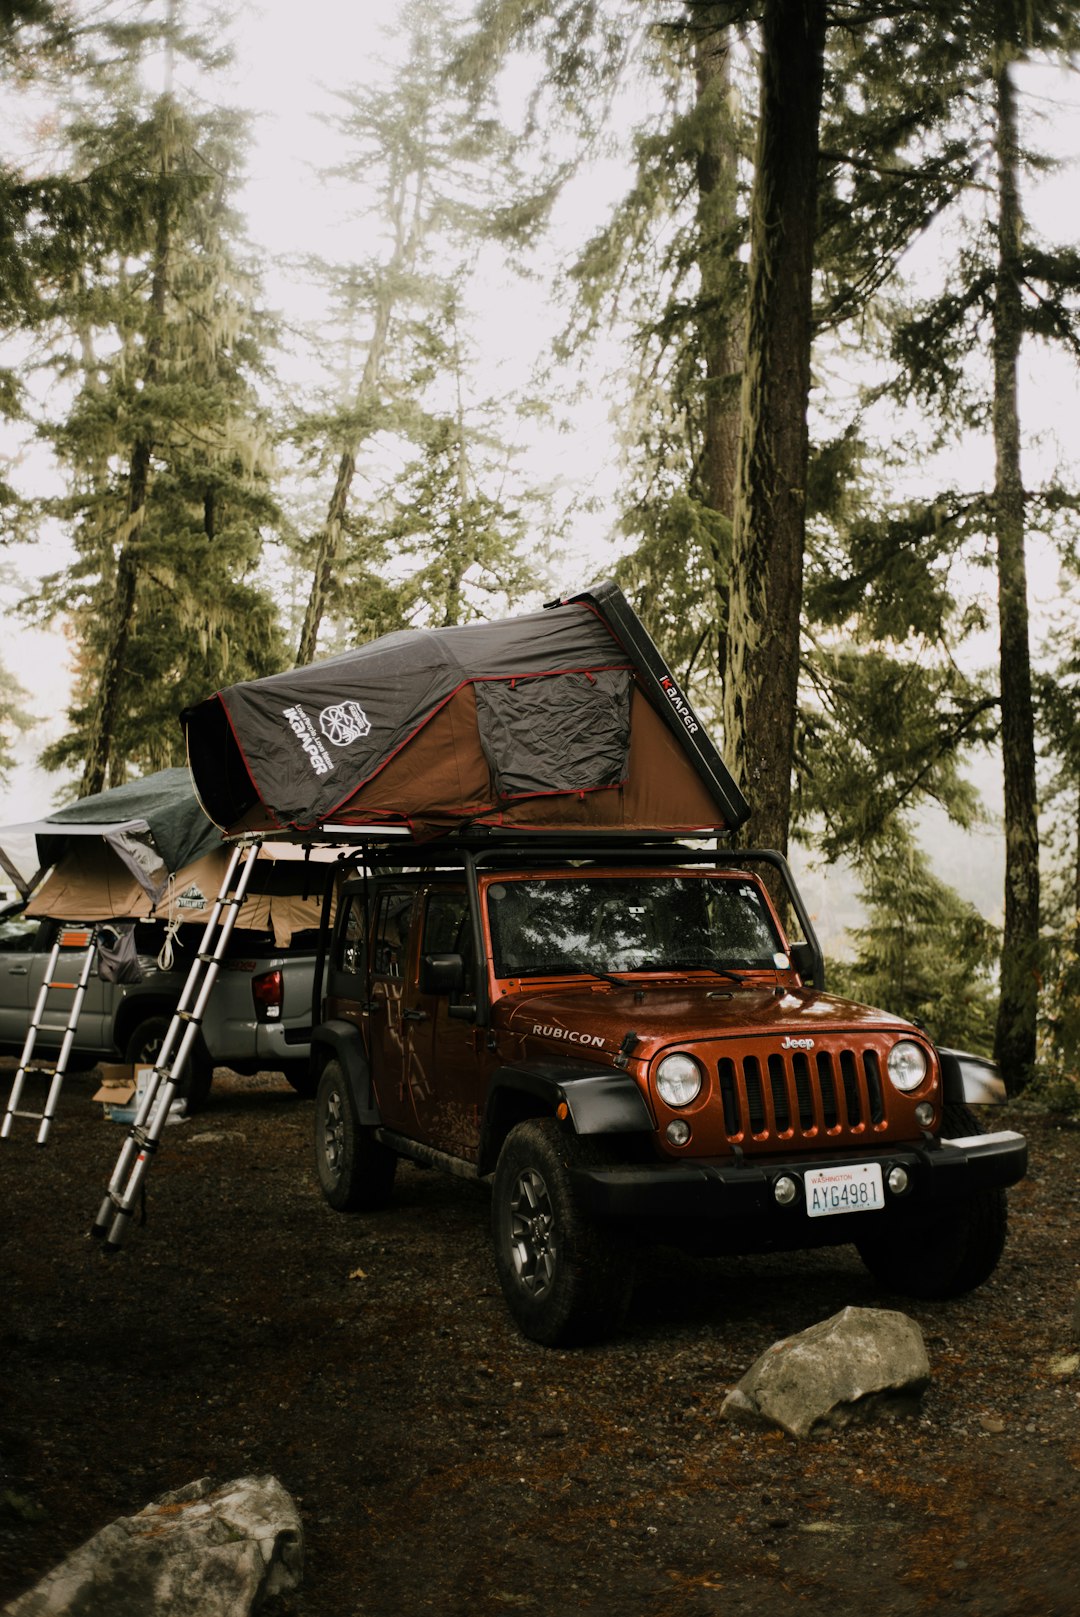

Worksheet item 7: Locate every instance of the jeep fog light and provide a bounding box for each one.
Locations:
[656,1053,703,1107]
[887,1039,928,1093]
[888,1165,910,1195]
[773,1175,798,1207]
[666,1119,692,1147]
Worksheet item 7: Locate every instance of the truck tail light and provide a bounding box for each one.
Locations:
[252,969,283,1021]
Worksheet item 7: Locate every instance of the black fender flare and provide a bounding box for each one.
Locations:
[937,1046,1008,1106]
[310,1020,381,1126]
[479,1060,654,1175]
[112,994,213,1073]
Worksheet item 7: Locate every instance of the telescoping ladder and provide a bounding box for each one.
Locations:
[1,925,100,1146]
[90,839,263,1252]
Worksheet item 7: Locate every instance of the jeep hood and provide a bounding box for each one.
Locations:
[499,982,918,1052]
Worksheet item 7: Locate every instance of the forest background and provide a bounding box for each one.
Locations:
[1,0,1079,1098]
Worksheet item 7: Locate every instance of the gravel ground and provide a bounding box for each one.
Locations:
[1,1067,1078,1617]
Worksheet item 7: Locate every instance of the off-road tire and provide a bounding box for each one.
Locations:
[491,1117,634,1348]
[123,1014,214,1112]
[855,1102,1008,1299]
[314,1059,396,1212]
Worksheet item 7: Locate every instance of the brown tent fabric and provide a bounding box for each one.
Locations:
[314,685,727,841]
[28,843,333,946]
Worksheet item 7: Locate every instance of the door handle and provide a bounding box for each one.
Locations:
[402,1008,427,1023]
[9,966,28,975]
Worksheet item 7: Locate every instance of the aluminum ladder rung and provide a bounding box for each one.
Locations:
[1,926,99,1146]
[91,839,264,1249]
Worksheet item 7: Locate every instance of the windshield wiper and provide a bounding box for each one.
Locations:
[529,959,628,988]
[643,959,749,983]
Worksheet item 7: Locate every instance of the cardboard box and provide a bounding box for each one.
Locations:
[97,1064,183,1125]
[92,1064,136,1107]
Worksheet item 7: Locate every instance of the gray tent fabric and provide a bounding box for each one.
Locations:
[182,581,751,838]
[0,770,224,904]
[473,669,632,798]
[184,600,634,829]
[96,921,144,984]
[35,768,221,881]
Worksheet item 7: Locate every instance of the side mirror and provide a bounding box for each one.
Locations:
[789,941,822,987]
[420,951,465,996]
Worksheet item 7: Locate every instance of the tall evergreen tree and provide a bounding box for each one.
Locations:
[291,0,542,660]
[721,0,826,854]
[838,2,1080,1085]
[14,1,286,789]
[829,826,999,1055]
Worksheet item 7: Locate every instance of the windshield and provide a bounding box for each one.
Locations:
[485,874,784,978]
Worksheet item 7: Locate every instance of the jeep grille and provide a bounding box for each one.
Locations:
[717,1044,887,1144]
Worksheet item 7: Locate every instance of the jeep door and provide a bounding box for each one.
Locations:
[401,885,490,1160]
[365,886,421,1135]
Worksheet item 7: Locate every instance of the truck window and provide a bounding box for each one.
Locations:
[486,874,783,977]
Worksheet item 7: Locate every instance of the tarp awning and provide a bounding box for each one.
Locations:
[0,768,224,902]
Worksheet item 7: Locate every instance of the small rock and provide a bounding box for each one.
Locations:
[3,1474,302,1617]
[979,1414,1006,1433]
[720,1306,930,1440]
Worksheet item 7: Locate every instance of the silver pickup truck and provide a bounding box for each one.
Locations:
[0,909,318,1107]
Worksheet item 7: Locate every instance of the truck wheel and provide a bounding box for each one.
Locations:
[855,1103,1008,1299]
[123,1016,214,1112]
[314,1059,396,1212]
[491,1118,633,1348]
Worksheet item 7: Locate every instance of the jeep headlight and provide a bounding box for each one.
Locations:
[656,1053,702,1108]
[887,1040,928,1093]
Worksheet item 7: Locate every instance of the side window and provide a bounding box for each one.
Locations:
[0,914,40,953]
[421,890,472,993]
[336,895,367,976]
[372,891,413,978]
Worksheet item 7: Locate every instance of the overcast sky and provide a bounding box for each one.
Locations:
[1,4,1078,919]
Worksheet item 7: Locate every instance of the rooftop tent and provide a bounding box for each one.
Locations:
[0,769,221,903]
[182,580,751,841]
[2,770,333,944]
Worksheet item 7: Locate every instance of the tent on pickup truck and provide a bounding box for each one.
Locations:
[0,769,327,946]
[182,580,750,842]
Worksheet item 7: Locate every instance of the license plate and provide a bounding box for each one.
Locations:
[804,1162,884,1218]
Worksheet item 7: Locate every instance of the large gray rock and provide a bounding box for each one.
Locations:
[3,1474,303,1617]
[720,1305,931,1439]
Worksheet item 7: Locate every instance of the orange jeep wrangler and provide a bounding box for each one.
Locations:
[309,838,1027,1346]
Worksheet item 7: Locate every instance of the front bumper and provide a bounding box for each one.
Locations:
[570,1130,1027,1236]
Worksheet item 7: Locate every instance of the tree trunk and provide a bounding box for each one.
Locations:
[295,160,427,665]
[721,0,826,854]
[692,3,743,685]
[79,124,172,799]
[991,56,1040,1091]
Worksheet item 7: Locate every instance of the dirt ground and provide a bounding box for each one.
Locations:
[1,1066,1079,1617]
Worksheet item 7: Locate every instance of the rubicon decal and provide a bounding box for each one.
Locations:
[283,705,333,777]
[533,1024,606,1049]
[659,675,700,736]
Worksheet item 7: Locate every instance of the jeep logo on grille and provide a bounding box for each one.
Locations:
[781,1036,815,1051]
